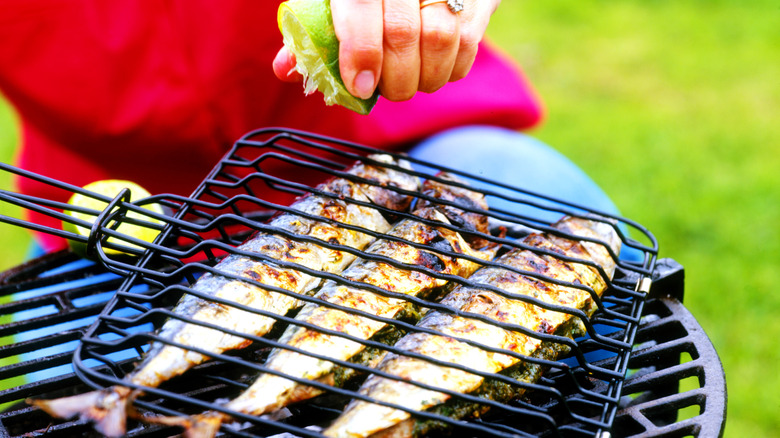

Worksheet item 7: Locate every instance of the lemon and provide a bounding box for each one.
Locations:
[278,0,379,114]
[63,180,164,258]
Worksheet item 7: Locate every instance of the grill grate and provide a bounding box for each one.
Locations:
[0,258,726,438]
[0,128,673,437]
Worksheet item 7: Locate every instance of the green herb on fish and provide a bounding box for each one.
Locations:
[324,216,621,438]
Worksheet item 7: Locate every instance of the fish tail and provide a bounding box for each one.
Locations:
[181,411,226,438]
[28,386,133,437]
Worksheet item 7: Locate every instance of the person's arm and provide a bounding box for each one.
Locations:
[273,0,501,101]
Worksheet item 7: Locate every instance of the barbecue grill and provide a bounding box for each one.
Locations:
[0,128,726,437]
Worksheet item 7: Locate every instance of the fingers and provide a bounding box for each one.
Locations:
[418,2,460,94]
[287,0,500,101]
[451,0,497,81]
[378,0,421,101]
[381,0,463,99]
[331,0,384,99]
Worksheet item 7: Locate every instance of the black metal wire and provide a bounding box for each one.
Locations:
[0,128,661,437]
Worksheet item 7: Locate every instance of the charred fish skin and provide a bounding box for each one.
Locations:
[193,174,499,429]
[409,320,585,438]
[124,155,420,387]
[129,158,420,388]
[29,155,420,437]
[323,216,621,438]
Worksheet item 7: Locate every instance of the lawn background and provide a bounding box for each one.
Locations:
[0,1,778,436]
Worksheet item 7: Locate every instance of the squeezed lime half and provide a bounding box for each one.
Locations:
[278,0,379,114]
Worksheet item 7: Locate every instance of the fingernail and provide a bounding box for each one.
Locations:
[353,70,376,99]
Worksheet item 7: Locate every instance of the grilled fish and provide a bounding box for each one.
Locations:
[182,174,500,436]
[407,320,584,438]
[30,155,420,437]
[324,216,621,438]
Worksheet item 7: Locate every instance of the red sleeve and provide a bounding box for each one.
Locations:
[0,1,283,251]
[0,0,543,252]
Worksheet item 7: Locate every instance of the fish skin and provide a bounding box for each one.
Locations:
[184,174,499,436]
[403,320,584,438]
[323,216,621,438]
[29,155,419,437]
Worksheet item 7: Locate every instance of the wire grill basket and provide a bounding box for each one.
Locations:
[0,128,659,437]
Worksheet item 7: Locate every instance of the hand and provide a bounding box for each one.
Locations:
[273,0,501,102]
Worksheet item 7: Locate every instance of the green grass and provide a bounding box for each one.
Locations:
[488,1,779,437]
[0,95,27,271]
[0,1,777,436]
[0,92,27,405]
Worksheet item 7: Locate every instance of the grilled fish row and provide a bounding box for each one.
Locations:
[31,155,420,437]
[180,173,500,437]
[324,216,621,438]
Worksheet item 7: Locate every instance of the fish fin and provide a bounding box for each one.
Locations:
[28,386,132,437]
[183,412,226,438]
